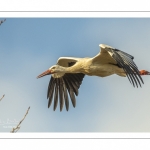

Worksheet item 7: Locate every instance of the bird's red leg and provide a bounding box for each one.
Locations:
[139,70,150,75]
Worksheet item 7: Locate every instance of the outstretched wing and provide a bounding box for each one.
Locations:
[47,57,85,111]
[93,44,144,87]
[57,57,82,67]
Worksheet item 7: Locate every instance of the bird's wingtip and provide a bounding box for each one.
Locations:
[99,44,104,48]
[99,44,113,49]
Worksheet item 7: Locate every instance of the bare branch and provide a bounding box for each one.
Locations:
[10,106,30,133]
[0,19,6,26]
[0,94,5,101]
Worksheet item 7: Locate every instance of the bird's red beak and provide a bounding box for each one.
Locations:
[37,69,52,79]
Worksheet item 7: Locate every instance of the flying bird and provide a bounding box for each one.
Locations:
[37,44,150,111]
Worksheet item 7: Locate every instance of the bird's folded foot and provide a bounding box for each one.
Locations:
[139,70,150,75]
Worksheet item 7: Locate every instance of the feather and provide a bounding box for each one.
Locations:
[53,79,59,111]
[62,78,69,111]
[58,78,64,111]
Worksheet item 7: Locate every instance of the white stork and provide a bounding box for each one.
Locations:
[37,44,150,111]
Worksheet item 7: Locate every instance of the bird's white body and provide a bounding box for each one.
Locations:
[52,44,126,78]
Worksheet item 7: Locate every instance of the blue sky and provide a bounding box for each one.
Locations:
[0,18,150,132]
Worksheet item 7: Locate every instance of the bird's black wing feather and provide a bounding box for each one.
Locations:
[47,62,85,111]
[107,48,143,87]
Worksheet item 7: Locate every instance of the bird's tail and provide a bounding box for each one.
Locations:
[139,70,150,75]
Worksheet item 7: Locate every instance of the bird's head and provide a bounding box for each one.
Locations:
[37,65,65,79]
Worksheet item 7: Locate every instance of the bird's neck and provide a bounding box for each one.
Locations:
[62,65,82,74]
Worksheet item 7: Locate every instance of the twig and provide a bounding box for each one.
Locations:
[0,94,5,101]
[0,19,6,25]
[10,106,30,133]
